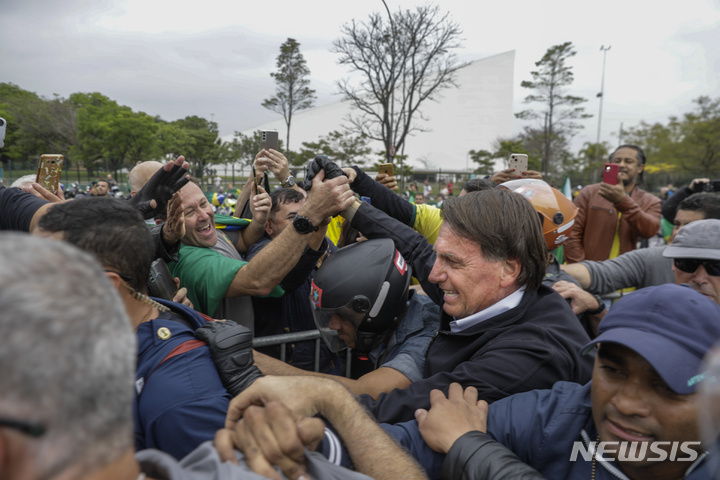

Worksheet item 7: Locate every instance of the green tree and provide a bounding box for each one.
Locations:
[332,4,464,163]
[516,42,592,176]
[297,130,372,168]
[262,38,316,156]
[102,109,160,174]
[171,116,223,185]
[468,149,495,175]
[70,92,124,177]
[0,83,77,168]
[675,96,720,175]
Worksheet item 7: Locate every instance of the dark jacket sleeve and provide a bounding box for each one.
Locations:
[443,432,547,480]
[278,238,334,291]
[349,201,443,306]
[0,186,49,231]
[350,166,416,227]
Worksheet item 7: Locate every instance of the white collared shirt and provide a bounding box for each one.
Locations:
[449,285,527,333]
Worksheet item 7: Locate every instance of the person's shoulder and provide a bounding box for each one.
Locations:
[632,186,662,203]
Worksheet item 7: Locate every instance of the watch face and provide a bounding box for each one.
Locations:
[284,176,295,187]
[293,215,313,234]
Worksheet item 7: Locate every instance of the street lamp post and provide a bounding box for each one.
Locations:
[593,45,611,183]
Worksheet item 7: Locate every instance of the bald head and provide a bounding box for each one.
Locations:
[129,161,163,196]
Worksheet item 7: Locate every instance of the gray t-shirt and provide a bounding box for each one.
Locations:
[210,232,255,332]
[136,441,373,480]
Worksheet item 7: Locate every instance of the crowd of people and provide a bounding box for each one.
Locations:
[1,143,720,480]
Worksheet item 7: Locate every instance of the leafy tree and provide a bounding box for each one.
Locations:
[297,130,372,168]
[171,116,223,185]
[675,96,720,175]
[332,4,464,163]
[262,38,316,156]
[0,83,77,168]
[69,92,124,177]
[516,42,592,176]
[468,149,495,175]
[102,109,160,174]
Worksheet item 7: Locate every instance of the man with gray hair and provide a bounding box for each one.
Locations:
[0,233,424,480]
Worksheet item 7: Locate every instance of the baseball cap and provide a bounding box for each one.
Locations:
[582,284,720,394]
[663,219,720,261]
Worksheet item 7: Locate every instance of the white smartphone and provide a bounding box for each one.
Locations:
[508,153,528,173]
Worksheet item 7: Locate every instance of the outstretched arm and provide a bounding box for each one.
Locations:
[223,376,427,480]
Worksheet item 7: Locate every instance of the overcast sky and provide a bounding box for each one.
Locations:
[2,0,719,165]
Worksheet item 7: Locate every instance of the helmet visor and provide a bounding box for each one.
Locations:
[311,301,367,353]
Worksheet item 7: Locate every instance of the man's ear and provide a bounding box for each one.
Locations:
[265,219,275,238]
[499,258,522,288]
[104,271,124,289]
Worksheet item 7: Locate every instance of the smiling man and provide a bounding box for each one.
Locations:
[400,283,720,480]
[168,172,355,331]
[339,188,594,424]
[565,145,661,263]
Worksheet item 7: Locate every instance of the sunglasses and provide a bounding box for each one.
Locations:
[673,258,720,277]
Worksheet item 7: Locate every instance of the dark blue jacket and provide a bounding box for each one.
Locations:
[385,382,711,479]
[351,201,594,423]
[134,299,231,459]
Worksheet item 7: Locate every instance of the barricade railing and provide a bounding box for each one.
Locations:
[253,330,353,378]
[252,292,623,378]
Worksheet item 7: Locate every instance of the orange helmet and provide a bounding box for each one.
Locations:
[499,179,577,250]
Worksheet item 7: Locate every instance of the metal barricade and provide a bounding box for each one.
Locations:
[252,330,353,378]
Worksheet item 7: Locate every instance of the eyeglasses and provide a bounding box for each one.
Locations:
[674,258,720,277]
[0,417,46,437]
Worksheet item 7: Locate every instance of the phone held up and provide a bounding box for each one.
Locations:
[251,164,263,187]
[603,163,620,185]
[36,154,64,193]
[261,130,279,152]
[378,163,394,176]
[508,153,528,173]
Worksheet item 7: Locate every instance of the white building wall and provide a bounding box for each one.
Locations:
[224,50,515,173]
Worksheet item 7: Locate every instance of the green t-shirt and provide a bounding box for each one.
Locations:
[169,244,283,316]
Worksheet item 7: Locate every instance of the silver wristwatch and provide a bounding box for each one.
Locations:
[281,175,295,188]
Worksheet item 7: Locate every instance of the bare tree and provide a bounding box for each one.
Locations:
[332,4,464,163]
[262,38,316,156]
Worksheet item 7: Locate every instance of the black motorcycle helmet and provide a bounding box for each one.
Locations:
[310,238,412,354]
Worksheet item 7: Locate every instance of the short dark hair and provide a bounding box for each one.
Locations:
[442,189,546,292]
[678,192,720,220]
[461,178,496,193]
[38,197,155,292]
[270,188,305,215]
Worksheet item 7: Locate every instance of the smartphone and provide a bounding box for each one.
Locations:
[603,163,619,185]
[378,163,394,176]
[251,164,263,187]
[508,153,528,173]
[36,154,64,193]
[147,259,178,301]
[261,130,279,151]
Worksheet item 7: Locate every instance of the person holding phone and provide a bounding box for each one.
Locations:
[564,145,661,263]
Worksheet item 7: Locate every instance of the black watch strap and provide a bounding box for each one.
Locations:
[292,214,318,234]
[587,294,606,315]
